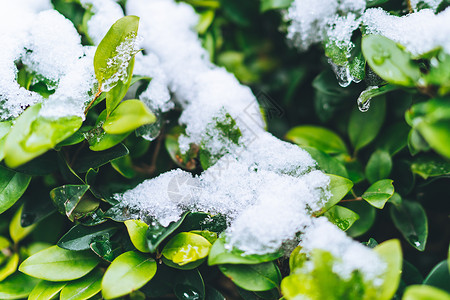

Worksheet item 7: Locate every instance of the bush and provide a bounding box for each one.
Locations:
[0,0,449,299]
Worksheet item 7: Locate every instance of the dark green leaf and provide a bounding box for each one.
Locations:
[146,213,188,253]
[411,154,450,179]
[365,150,392,184]
[390,200,428,251]
[344,201,376,237]
[219,262,281,292]
[72,143,129,173]
[0,166,31,214]
[348,96,386,151]
[423,261,450,293]
[58,223,118,251]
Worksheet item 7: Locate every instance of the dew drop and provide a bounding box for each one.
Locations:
[357,86,378,112]
[328,59,353,87]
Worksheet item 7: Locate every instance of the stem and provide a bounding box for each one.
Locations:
[407,0,413,13]
[340,197,363,203]
[84,87,102,116]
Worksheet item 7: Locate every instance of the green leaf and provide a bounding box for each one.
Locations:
[423,261,450,293]
[373,239,403,300]
[86,110,131,152]
[60,269,103,300]
[102,251,157,299]
[365,150,392,184]
[0,253,19,281]
[405,98,450,158]
[19,245,99,281]
[58,223,118,251]
[9,205,36,244]
[4,103,82,168]
[125,219,150,253]
[0,166,31,214]
[403,285,450,300]
[362,179,395,209]
[362,35,421,86]
[0,272,39,299]
[285,125,348,155]
[162,232,211,266]
[344,201,376,237]
[49,185,90,218]
[29,281,66,300]
[377,122,410,155]
[390,200,428,251]
[173,269,206,300]
[208,237,282,266]
[219,262,281,292]
[0,121,13,161]
[103,100,156,134]
[424,51,450,96]
[94,16,140,88]
[111,155,136,179]
[106,56,136,116]
[348,96,386,151]
[320,174,353,213]
[146,213,188,253]
[302,147,348,178]
[324,205,359,231]
[411,154,450,179]
[72,143,129,172]
[260,0,293,12]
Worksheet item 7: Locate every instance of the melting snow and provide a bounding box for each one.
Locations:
[363,7,450,56]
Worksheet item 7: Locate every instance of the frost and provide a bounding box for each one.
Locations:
[362,7,450,56]
[101,35,141,91]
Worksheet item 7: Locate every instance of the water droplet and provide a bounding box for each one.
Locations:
[356,86,378,112]
[358,99,371,112]
[373,55,385,65]
[328,59,352,87]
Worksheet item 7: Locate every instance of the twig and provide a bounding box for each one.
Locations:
[84,87,103,115]
[340,197,363,203]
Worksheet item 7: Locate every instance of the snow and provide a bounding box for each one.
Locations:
[285,0,365,51]
[111,0,387,283]
[79,0,125,45]
[363,7,450,56]
[22,10,84,84]
[300,217,385,284]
